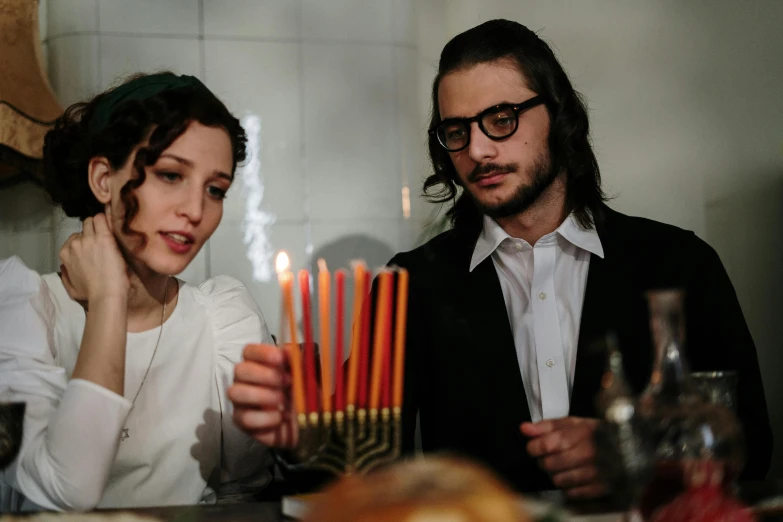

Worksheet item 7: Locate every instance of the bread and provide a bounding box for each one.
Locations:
[303,455,530,522]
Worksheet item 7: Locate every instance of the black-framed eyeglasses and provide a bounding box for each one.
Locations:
[429,96,545,152]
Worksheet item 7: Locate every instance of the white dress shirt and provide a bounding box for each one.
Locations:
[0,256,273,512]
[470,214,604,422]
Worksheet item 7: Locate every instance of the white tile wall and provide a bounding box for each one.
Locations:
[301,0,394,43]
[48,0,97,37]
[392,0,416,45]
[303,43,400,221]
[35,0,428,299]
[204,40,304,223]
[399,219,428,252]
[0,184,52,233]
[177,243,208,285]
[98,0,200,36]
[0,184,54,273]
[39,0,49,40]
[0,180,57,274]
[99,36,202,88]
[47,35,100,105]
[51,208,82,267]
[209,221,309,340]
[0,231,55,273]
[203,0,300,39]
[392,46,430,222]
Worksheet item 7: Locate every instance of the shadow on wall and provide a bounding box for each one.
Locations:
[705,173,783,479]
[301,234,394,358]
[0,182,56,272]
[0,183,51,228]
[309,234,395,275]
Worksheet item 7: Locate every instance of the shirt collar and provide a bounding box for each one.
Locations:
[469,213,604,272]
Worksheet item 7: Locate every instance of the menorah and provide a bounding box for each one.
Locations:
[276,253,409,476]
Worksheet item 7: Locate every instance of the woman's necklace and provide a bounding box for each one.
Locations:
[120,277,170,442]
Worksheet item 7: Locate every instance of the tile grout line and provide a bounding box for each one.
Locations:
[95,0,102,90]
[46,31,416,49]
[391,1,404,252]
[198,0,211,280]
[296,0,313,265]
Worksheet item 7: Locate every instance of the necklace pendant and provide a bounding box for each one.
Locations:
[120,428,129,442]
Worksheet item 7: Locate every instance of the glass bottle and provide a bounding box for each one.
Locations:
[594,332,652,522]
[636,290,744,520]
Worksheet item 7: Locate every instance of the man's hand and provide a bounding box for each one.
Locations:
[521,417,606,499]
[229,343,299,448]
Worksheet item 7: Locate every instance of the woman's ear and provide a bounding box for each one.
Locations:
[87,157,113,204]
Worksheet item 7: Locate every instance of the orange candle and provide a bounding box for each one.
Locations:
[392,268,409,409]
[334,269,346,412]
[357,270,372,409]
[381,272,394,409]
[276,252,305,418]
[369,270,393,411]
[317,260,332,414]
[299,269,318,414]
[346,262,366,409]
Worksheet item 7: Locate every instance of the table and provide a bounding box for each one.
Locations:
[118,502,286,522]
[35,481,783,521]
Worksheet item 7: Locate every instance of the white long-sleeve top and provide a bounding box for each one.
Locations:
[0,256,273,511]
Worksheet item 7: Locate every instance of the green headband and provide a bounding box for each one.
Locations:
[89,73,208,135]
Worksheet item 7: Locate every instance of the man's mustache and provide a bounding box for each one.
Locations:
[467,163,518,183]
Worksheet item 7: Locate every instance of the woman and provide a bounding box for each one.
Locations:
[0,73,274,511]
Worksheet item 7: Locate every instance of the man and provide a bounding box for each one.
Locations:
[228,19,772,497]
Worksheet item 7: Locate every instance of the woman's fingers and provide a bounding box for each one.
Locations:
[228,383,287,409]
[233,407,284,431]
[234,359,288,388]
[82,216,95,236]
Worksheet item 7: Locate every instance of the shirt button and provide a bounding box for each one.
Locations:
[515,243,523,251]
[546,359,555,368]
[538,292,547,300]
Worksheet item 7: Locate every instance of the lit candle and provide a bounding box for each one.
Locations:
[299,269,318,415]
[392,268,409,410]
[317,259,332,415]
[346,261,366,411]
[334,269,347,413]
[369,270,393,411]
[276,252,305,420]
[357,270,372,409]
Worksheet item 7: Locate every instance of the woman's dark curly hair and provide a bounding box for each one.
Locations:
[43,72,247,248]
[424,19,606,232]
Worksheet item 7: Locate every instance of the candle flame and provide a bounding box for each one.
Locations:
[317,258,328,272]
[349,259,367,270]
[276,251,290,273]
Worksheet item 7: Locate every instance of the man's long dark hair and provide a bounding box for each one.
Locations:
[424,19,606,232]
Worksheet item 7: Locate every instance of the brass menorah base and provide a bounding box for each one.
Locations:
[289,406,402,476]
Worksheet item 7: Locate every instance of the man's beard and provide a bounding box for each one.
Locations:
[466,152,558,220]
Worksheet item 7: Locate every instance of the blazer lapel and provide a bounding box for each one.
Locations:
[569,212,639,418]
[569,252,617,417]
[456,243,532,424]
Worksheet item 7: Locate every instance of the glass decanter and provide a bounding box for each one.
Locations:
[636,290,744,520]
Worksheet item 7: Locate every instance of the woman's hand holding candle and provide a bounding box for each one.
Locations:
[229,343,300,448]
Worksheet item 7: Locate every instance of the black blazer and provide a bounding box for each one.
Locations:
[390,205,772,492]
